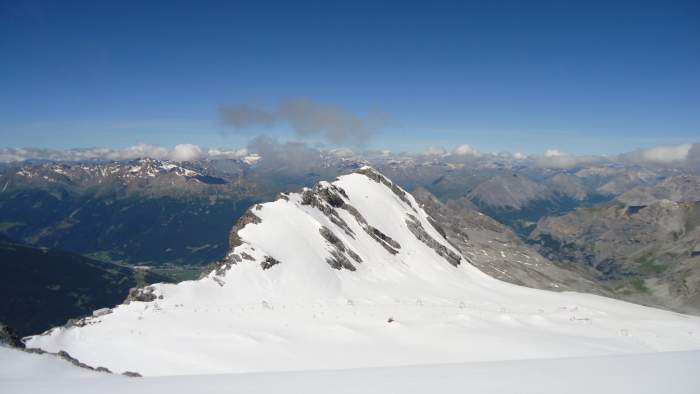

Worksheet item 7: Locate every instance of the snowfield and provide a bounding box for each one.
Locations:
[2,346,700,394]
[20,168,700,379]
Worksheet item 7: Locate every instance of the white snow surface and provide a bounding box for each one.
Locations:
[2,347,700,394]
[25,169,700,377]
[0,346,106,380]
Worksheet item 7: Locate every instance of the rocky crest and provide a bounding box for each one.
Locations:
[206,167,465,277]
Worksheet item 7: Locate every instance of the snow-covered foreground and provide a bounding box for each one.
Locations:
[24,168,700,376]
[2,346,700,394]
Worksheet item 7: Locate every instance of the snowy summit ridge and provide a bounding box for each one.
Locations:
[25,167,700,376]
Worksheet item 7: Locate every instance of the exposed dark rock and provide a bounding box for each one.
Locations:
[228,209,262,250]
[301,189,316,205]
[346,248,362,263]
[319,226,345,252]
[57,350,99,370]
[241,252,255,261]
[18,347,113,374]
[370,227,401,250]
[0,323,24,348]
[339,203,400,255]
[320,187,345,208]
[326,250,357,271]
[24,347,47,354]
[319,226,363,267]
[122,371,143,377]
[405,214,461,267]
[427,216,447,239]
[355,167,414,209]
[300,185,356,238]
[124,286,158,304]
[261,256,281,270]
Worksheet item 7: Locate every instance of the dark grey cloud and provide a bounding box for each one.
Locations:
[219,98,387,145]
[245,136,323,173]
[219,103,276,130]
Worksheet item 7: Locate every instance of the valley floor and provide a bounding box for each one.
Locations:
[2,346,699,394]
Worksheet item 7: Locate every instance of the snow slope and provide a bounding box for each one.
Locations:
[25,167,700,376]
[0,346,107,380]
[2,349,700,394]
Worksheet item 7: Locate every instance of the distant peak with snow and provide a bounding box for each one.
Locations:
[25,168,700,376]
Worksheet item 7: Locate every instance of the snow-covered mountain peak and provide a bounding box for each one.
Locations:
[25,168,700,376]
[201,166,476,303]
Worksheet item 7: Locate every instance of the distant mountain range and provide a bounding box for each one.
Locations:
[24,167,700,376]
[1,153,698,317]
[530,175,700,314]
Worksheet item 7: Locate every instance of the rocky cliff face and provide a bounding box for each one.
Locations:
[530,175,700,314]
[412,188,606,295]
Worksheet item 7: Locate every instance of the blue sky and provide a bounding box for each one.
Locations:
[1,0,698,155]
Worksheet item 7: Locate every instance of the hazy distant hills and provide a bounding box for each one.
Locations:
[530,175,700,314]
[0,159,260,266]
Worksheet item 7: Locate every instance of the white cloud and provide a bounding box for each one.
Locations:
[544,149,566,157]
[424,146,447,156]
[0,144,251,163]
[207,148,249,159]
[328,148,355,158]
[119,144,170,160]
[625,143,693,164]
[513,152,526,160]
[453,144,480,156]
[532,150,602,169]
[170,144,203,162]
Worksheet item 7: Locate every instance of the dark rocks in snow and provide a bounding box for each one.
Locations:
[124,286,160,304]
[340,203,400,255]
[122,371,143,377]
[0,323,24,348]
[319,226,343,249]
[241,252,255,261]
[57,350,112,373]
[356,167,415,210]
[319,226,362,269]
[10,345,114,374]
[326,249,357,271]
[427,216,447,239]
[212,276,225,287]
[346,248,362,263]
[405,214,461,267]
[319,187,345,208]
[301,184,356,238]
[228,209,262,250]
[370,227,401,250]
[261,256,281,270]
